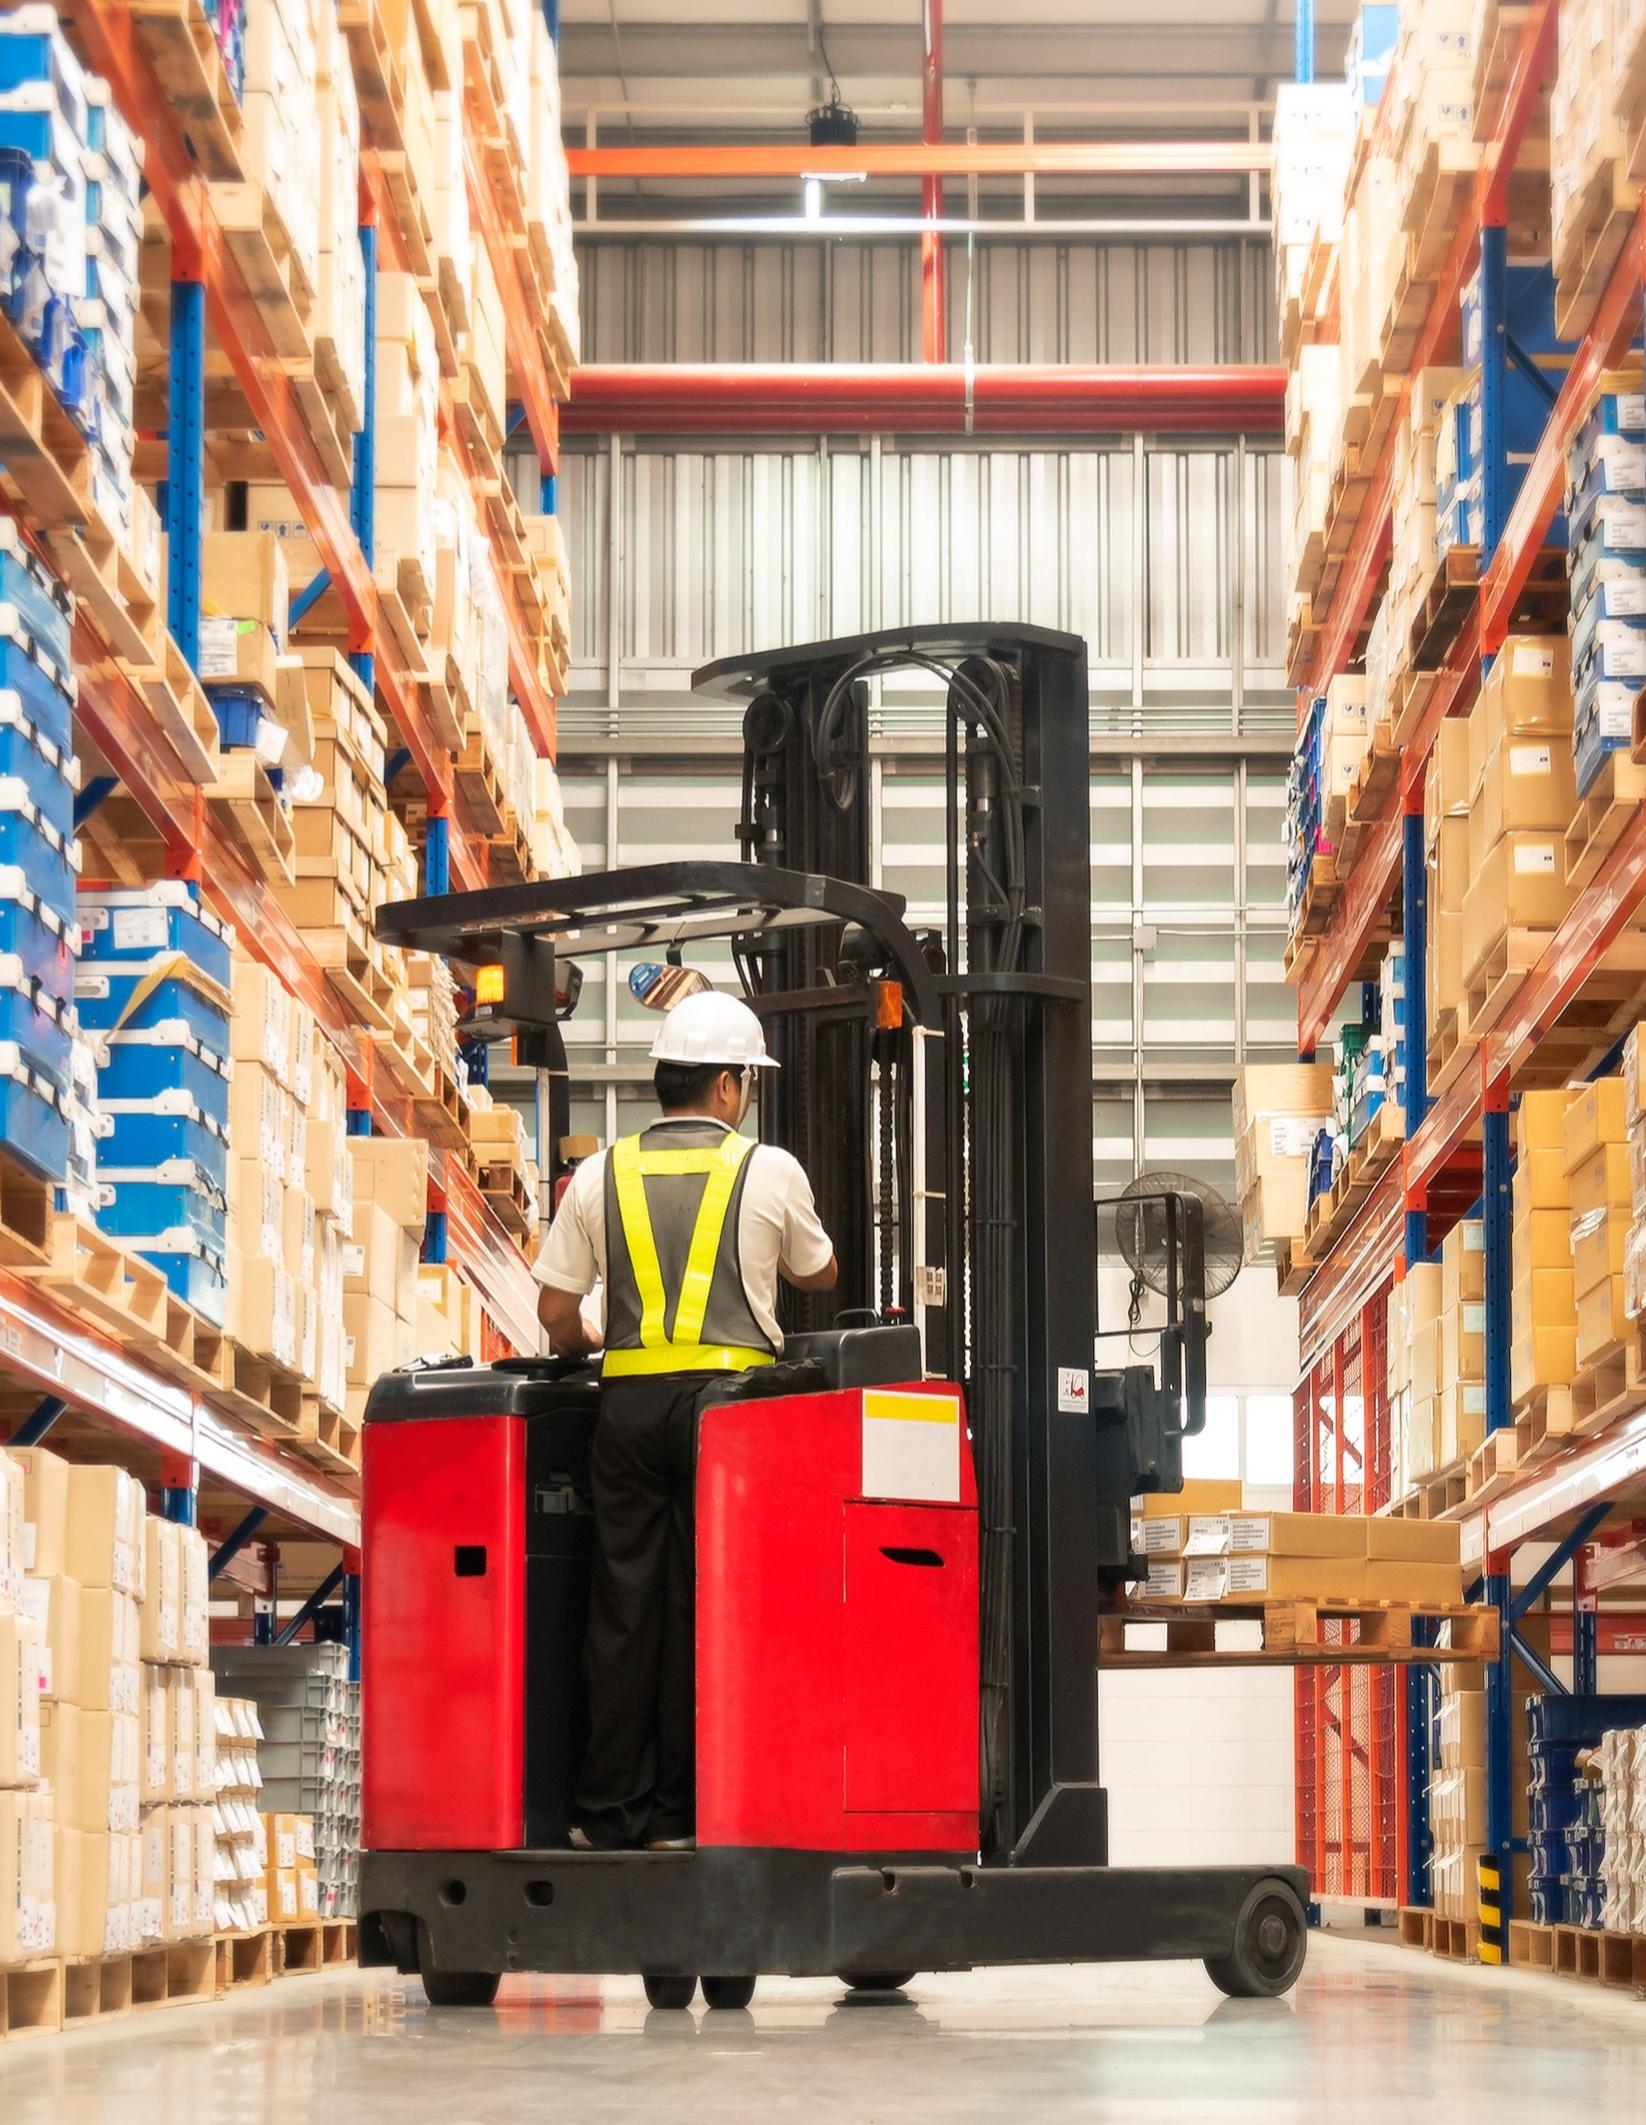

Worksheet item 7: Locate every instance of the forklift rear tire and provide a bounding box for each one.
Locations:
[643,1973,698,2009]
[419,1967,502,2008]
[702,1975,757,2010]
[1204,1880,1308,1999]
[841,1972,917,1994]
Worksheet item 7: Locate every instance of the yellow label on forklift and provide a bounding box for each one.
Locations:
[861,1390,961,1503]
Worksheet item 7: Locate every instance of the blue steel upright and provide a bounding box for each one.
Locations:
[1294,0,1314,84]
[166,277,206,674]
[1482,1098,1514,1936]
[1479,223,1509,557]
[350,216,378,703]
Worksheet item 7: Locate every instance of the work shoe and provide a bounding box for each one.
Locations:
[646,1835,696,1851]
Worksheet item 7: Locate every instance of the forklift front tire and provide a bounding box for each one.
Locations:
[419,1966,502,2008]
[643,1973,699,2009]
[1203,1880,1308,2000]
[701,1975,757,2010]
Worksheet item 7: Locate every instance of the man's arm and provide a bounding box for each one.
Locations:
[539,1281,602,1358]
[781,1252,838,1293]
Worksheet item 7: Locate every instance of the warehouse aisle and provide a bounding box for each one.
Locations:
[0,1935,1640,2124]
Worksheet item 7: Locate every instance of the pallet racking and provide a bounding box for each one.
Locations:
[1286,0,1646,1943]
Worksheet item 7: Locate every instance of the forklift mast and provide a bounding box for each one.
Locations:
[376,624,1208,1870]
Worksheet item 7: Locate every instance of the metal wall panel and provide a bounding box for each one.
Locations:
[577,237,1275,366]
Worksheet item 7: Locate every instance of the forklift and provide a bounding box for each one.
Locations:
[360,625,1309,2008]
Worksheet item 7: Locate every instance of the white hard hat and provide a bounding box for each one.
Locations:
[649,988,778,1069]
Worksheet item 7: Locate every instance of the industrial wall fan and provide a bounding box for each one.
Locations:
[1115,1171,1243,1329]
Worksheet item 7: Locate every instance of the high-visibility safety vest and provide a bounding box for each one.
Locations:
[600,1124,778,1378]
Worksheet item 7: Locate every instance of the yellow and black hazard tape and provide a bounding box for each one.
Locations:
[1477,1855,1503,1965]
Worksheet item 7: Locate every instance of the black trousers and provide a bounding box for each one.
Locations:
[575,1374,703,1846]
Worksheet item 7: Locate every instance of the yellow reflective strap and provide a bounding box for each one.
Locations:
[672,1133,755,1347]
[602,1343,774,1378]
[610,1137,670,1349]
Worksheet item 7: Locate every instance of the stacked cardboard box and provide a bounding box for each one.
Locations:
[1437,1219,1486,1470]
[1128,1481,1244,1601]
[213,1695,268,1936]
[531,757,580,882]
[227,949,320,1379]
[1551,0,1640,337]
[1139,1510,1463,1607]
[0,1447,50,1965]
[345,1139,429,1417]
[1460,638,1578,1001]
[1386,4,1478,239]
[275,650,391,950]
[1388,1255,1443,1492]
[1565,1075,1632,1364]
[1287,342,1345,600]
[1271,82,1352,355]
[241,0,322,304]
[1231,1062,1334,1262]
[526,9,579,366]
[1512,1089,1578,1405]
[374,272,441,608]
[263,1810,318,1926]
[135,1515,215,1949]
[1424,715,1473,1073]
[1432,1627,1547,1920]
[313,0,365,437]
[1379,368,1466,710]
[1566,385,1646,794]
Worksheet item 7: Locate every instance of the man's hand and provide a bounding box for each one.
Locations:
[539,1282,602,1359]
[780,1252,839,1294]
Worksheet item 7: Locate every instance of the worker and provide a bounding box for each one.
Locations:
[535,988,838,1851]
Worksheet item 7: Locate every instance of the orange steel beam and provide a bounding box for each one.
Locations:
[920,0,945,364]
[568,140,1271,179]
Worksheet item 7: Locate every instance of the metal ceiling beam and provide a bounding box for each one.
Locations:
[562,363,1285,434]
[569,140,1272,178]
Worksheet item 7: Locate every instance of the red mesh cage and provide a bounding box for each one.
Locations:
[1293,1284,1402,1904]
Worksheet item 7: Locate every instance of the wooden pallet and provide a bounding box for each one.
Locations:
[1565,750,1646,890]
[1472,2,1538,145]
[1555,159,1643,341]
[1408,545,1482,672]
[1427,1003,1477,1100]
[62,1951,135,2027]
[214,1339,308,1441]
[1571,1334,1646,1435]
[132,1938,216,2009]
[1512,1381,1578,1469]
[129,0,244,180]
[209,180,316,365]
[372,1025,468,1148]
[1389,1460,1469,1521]
[214,1928,274,1995]
[206,750,296,886]
[0,313,97,533]
[273,1919,357,1977]
[304,918,399,1035]
[296,1395,363,1478]
[0,1959,63,2041]
[343,0,407,154]
[455,726,508,837]
[1429,1914,1483,1963]
[1100,1597,1497,1669]
[1465,1426,1521,1504]
[1401,134,1482,277]
[0,1158,52,1271]
[477,1159,535,1238]
[1272,1232,1316,1299]
[1511,1921,1646,1985]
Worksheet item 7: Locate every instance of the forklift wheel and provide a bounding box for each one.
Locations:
[702,1975,757,2010]
[419,1967,502,2008]
[643,1973,699,2009]
[1204,1880,1308,1999]
[841,1972,917,1994]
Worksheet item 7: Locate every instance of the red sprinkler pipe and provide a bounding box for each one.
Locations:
[562,364,1286,435]
[921,0,945,363]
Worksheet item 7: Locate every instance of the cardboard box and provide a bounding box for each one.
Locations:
[1221,1553,1367,1600]
[74,1709,141,1834]
[1568,1143,1631,1219]
[1365,1559,1464,1602]
[64,1464,142,1594]
[1441,1219,1486,1307]
[1577,1273,1629,1363]
[141,1517,180,1663]
[0,1609,41,1785]
[1131,1479,1244,1557]
[202,531,289,643]
[342,1202,405,1309]
[1518,1089,1569,1158]
[1511,1265,1576,1331]
[1442,1298,1486,1386]
[171,1668,197,1802]
[38,1694,76,1804]
[1438,1379,1486,1466]
[347,1137,430,1233]
[0,1789,53,1961]
[8,1444,69,1577]
[1462,835,1573,981]
[179,1528,209,1668]
[1515,1149,1569,1213]
[141,1665,170,1804]
[55,1827,103,1959]
[1571,1209,1627,1296]
[345,1292,401,1385]
[1563,1079,1629,1174]
[1365,1518,1462,1565]
[1438,1690,1486,1768]
[1513,1208,1572,1270]
[19,1572,79,1703]
[267,1866,300,1922]
[1475,635,1571,745]
[78,1590,141,1713]
[1511,1325,1577,1400]
[1474,734,1577,858]
[1136,1558,1184,1599]
[1224,1512,1365,1557]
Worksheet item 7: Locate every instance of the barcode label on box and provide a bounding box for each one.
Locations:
[1510,644,1556,678]
[197,616,241,679]
[1508,744,1552,776]
[1269,1115,1327,1159]
[1224,1555,1273,1595]
[1514,843,1558,874]
[111,907,168,952]
[1184,1557,1229,1601]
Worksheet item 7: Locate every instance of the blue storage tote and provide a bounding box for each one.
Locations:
[0,891,71,995]
[0,524,71,686]
[0,708,73,836]
[74,964,229,1049]
[0,961,69,1087]
[99,1028,230,1129]
[97,1168,227,1254]
[99,1093,228,1190]
[0,1040,65,1181]
[139,1239,227,1328]
[77,884,233,989]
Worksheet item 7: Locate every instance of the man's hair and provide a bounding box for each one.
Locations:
[654,1059,734,1112]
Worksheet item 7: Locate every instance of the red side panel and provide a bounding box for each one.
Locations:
[842,1503,978,1816]
[696,1382,979,1855]
[362,1414,526,1850]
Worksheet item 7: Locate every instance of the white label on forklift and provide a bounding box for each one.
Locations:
[1513,843,1558,873]
[1056,1367,1089,1414]
[860,1389,961,1503]
[914,1265,946,1307]
[1508,744,1552,776]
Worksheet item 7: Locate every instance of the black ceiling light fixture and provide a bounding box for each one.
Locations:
[805,10,858,145]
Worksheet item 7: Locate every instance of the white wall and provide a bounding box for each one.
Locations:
[1100,1261,1300,1870]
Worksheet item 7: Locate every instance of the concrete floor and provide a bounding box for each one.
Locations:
[3,1933,1645,2124]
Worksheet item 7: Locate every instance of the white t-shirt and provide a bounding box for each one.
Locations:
[535,1119,835,1353]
